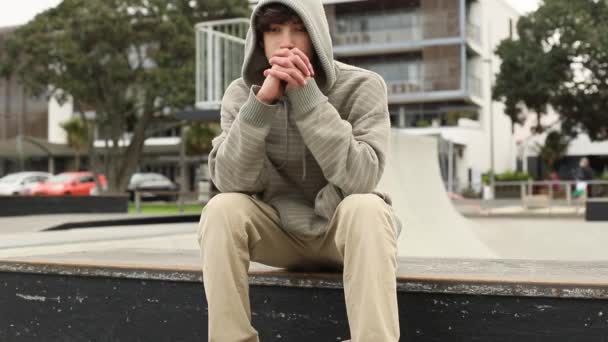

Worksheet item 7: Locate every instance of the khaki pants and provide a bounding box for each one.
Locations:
[197,192,399,342]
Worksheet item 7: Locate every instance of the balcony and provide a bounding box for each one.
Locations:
[333,28,423,46]
[386,79,424,95]
[390,106,480,128]
[333,11,460,55]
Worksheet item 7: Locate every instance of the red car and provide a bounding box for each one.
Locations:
[31,172,107,196]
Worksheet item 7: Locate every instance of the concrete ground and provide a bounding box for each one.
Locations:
[0,213,606,262]
[469,217,608,261]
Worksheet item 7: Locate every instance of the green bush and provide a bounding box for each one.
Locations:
[482,170,532,185]
[460,186,481,198]
[416,120,431,127]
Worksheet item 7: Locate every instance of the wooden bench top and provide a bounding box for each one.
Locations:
[2,249,608,300]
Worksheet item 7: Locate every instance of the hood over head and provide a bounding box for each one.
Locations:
[242,0,337,93]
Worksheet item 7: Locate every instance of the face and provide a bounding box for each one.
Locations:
[262,20,313,62]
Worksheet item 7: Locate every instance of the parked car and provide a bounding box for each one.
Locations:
[0,172,52,196]
[31,172,106,196]
[128,172,179,201]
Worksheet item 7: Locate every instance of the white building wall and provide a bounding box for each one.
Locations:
[424,0,521,187]
[47,96,73,144]
[404,123,485,190]
[517,109,608,159]
[478,0,520,174]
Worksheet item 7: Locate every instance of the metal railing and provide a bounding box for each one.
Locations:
[333,28,423,45]
[333,13,458,46]
[493,180,608,202]
[478,180,608,214]
[195,18,249,110]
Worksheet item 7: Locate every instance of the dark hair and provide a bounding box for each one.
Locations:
[254,3,302,33]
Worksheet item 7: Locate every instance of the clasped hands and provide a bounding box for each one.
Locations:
[256,48,316,104]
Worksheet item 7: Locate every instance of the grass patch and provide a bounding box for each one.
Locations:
[128,202,204,214]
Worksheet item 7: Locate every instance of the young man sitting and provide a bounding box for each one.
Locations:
[197,0,402,341]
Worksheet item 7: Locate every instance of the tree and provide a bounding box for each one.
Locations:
[185,123,221,156]
[534,130,570,177]
[0,0,249,194]
[493,0,608,141]
[60,116,89,171]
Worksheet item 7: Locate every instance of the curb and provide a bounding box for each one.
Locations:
[44,215,200,231]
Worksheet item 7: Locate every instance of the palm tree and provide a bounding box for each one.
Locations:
[184,123,221,156]
[60,117,89,171]
[534,131,570,178]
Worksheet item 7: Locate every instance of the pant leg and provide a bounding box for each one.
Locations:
[320,194,400,342]
[197,192,309,342]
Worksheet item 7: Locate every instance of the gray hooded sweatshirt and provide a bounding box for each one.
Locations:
[209,0,401,239]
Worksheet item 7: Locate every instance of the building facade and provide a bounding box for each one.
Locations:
[322,0,521,191]
[0,26,52,175]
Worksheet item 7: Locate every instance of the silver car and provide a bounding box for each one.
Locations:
[0,172,52,196]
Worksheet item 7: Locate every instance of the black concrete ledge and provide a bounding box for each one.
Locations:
[1,257,608,341]
[0,196,128,216]
[44,214,200,231]
[586,198,608,221]
[2,258,608,300]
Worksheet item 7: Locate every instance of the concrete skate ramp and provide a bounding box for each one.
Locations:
[377,130,497,259]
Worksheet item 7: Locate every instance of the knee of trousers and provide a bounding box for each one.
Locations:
[334,194,396,241]
[196,192,254,246]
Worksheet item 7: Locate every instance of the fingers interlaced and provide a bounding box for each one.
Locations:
[270,48,315,77]
[265,65,306,86]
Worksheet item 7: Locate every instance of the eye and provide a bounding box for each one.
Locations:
[296,26,307,32]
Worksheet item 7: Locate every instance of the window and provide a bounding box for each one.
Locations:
[79,176,95,183]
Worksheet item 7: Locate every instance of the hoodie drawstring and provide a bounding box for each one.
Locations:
[278,100,289,170]
[279,99,307,182]
[301,145,307,181]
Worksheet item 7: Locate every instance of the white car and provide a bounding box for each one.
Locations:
[0,172,52,196]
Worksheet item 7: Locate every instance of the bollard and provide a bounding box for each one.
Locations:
[179,192,185,214]
[135,192,141,214]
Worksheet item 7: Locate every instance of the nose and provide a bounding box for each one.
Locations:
[279,31,295,49]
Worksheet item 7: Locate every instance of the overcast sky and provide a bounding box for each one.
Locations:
[0,0,540,28]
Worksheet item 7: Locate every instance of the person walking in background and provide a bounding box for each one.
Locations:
[196,0,402,341]
[574,157,595,198]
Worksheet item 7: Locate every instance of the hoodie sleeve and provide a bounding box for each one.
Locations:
[287,75,390,195]
[208,80,279,193]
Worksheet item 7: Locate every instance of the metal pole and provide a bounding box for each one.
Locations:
[485,22,496,200]
[548,182,553,214]
[448,140,454,193]
[459,0,467,91]
[16,134,24,171]
[179,123,187,214]
[206,29,213,104]
[48,157,55,174]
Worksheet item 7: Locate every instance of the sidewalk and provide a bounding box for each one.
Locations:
[0,200,587,236]
[453,199,585,218]
[0,213,195,234]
